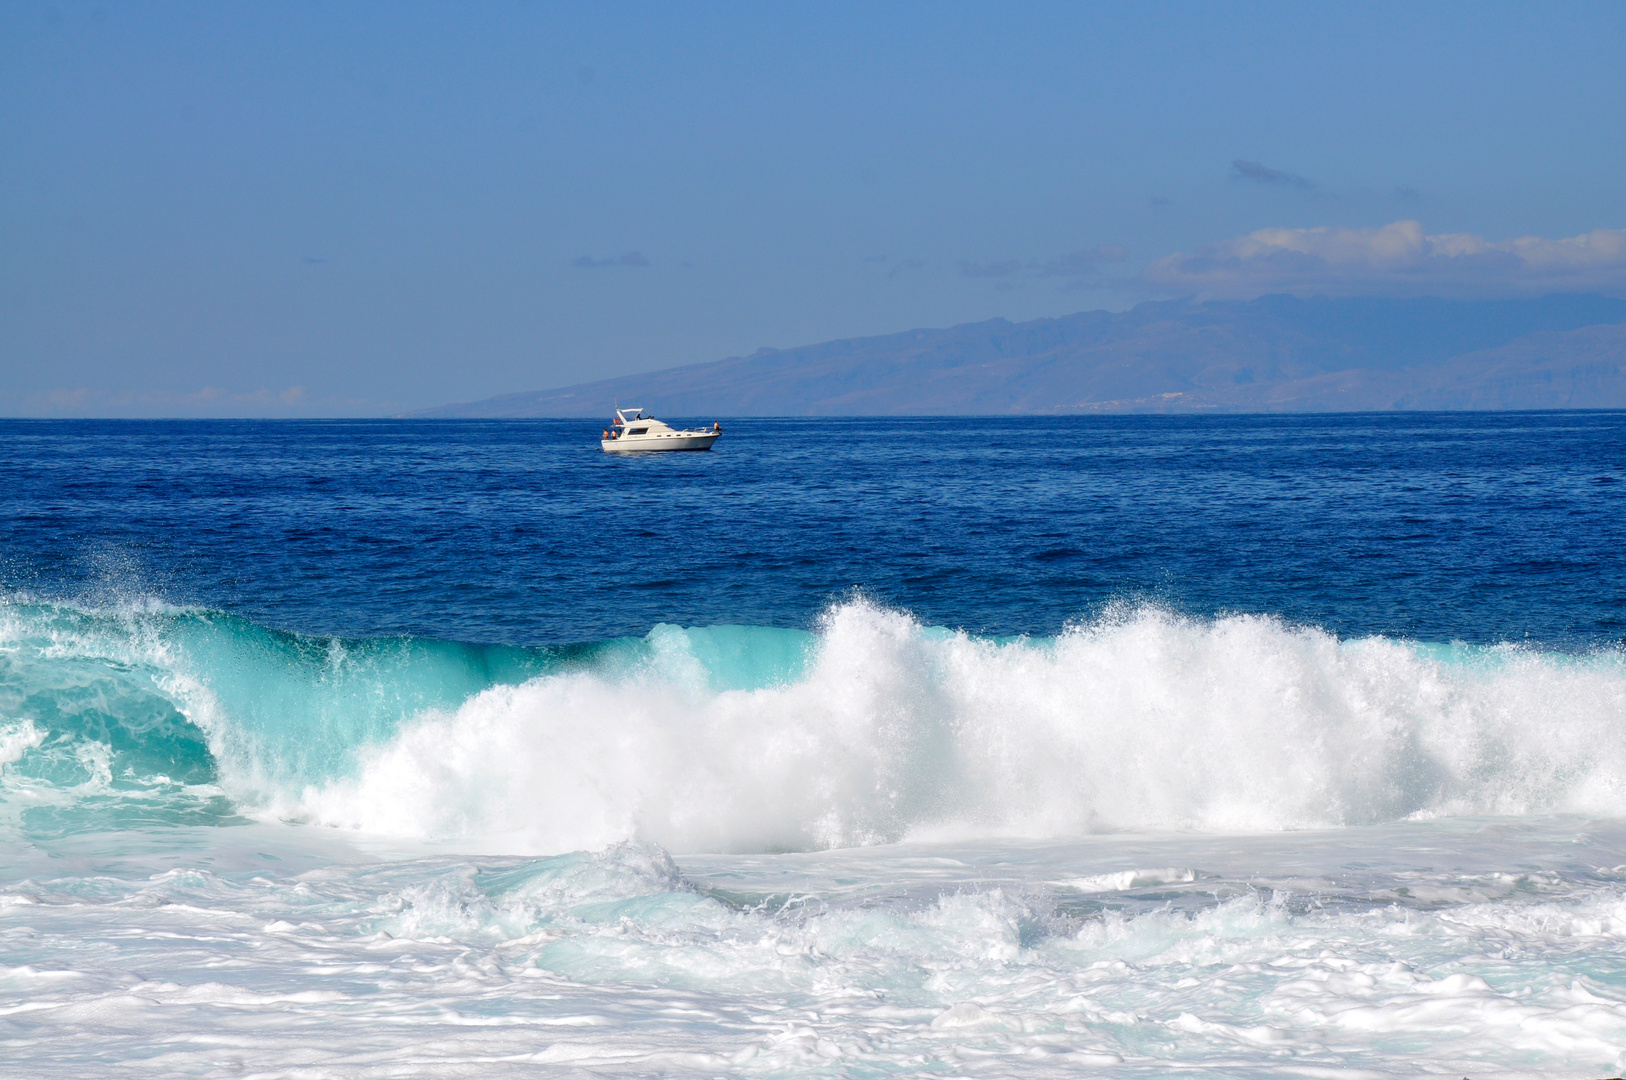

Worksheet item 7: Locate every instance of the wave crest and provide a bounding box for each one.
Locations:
[294,601,1626,851]
[4,598,1625,852]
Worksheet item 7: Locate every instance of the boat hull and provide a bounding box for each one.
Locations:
[601,433,719,453]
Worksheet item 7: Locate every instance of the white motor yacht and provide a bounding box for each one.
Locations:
[601,408,722,452]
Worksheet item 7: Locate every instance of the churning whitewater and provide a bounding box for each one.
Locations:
[9,594,1626,1079]
[4,596,1624,852]
[5,414,1626,1078]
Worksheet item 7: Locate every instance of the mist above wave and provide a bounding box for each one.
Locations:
[2,597,1623,852]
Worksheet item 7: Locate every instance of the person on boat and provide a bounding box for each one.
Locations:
[713,421,721,433]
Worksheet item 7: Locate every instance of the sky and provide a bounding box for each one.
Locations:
[3,1,1624,417]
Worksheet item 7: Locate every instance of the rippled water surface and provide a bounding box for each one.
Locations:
[2,414,1625,1077]
[5,413,1623,644]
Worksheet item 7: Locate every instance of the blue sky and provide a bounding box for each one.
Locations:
[3,1,1624,415]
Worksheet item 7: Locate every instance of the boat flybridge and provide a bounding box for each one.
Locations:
[601,408,722,453]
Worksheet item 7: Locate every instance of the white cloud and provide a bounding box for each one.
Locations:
[1143,220,1626,299]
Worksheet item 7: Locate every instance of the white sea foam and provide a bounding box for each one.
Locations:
[287,600,1626,853]
[3,596,1625,854]
[0,719,44,767]
[5,821,1626,1078]
[1058,868,1198,892]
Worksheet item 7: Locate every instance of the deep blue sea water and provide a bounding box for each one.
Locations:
[4,412,1626,1078]
[5,413,1624,645]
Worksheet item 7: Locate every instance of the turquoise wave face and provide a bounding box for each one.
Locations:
[0,599,817,840]
[0,602,224,834]
[4,596,1626,853]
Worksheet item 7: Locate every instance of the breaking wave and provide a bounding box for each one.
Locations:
[1,596,1623,852]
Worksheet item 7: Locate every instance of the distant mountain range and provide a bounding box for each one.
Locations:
[417,294,1626,416]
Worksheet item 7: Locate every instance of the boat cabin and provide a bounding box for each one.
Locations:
[609,408,676,438]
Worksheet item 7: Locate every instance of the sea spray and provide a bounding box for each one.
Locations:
[5,596,1623,852]
[293,599,1626,850]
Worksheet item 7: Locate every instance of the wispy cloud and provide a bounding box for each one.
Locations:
[1231,159,1318,192]
[1143,220,1626,299]
[1035,245,1129,276]
[959,245,1128,280]
[573,251,649,268]
[959,259,1022,278]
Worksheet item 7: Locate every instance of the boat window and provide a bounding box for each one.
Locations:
[628,427,649,435]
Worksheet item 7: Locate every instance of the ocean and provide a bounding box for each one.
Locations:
[3,412,1626,1078]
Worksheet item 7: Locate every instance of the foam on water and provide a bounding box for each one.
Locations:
[5,822,1626,1077]
[7,594,1626,1075]
[2,596,1625,852]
